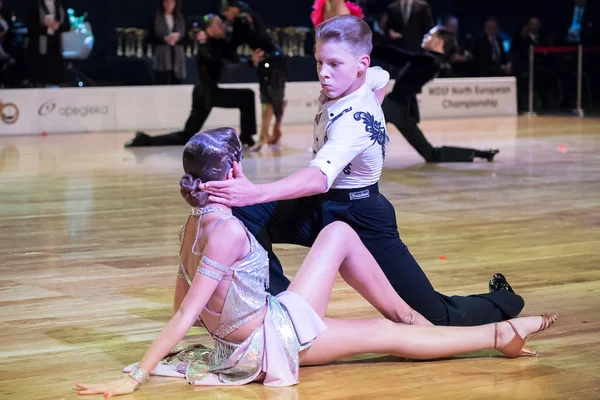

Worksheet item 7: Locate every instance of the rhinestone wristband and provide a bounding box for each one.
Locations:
[128,365,150,384]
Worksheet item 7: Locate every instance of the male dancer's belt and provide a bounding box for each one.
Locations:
[320,183,379,202]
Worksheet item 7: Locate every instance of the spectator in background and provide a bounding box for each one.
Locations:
[442,15,471,62]
[26,0,69,87]
[472,17,511,77]
[310,0,364,27]
[0,0,11,61]
[567,0,586,42]
[441,14,472,76]
[510,18,543,77]
[380,0,434,53]
[151,0,186,85]
[510,17,560,111]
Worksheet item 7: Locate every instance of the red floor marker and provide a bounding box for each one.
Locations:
[439,256,447,261]
[557,144,567,153]
[41,131,48,137]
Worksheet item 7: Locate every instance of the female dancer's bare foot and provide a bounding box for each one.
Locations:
[495,314,558,357]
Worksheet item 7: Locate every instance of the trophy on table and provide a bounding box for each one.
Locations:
[267,28,281,49]
[146,40,153,58]
[61,7,96,85]
[282,27,297,57]
[186,30,194,58]
[135,29,145,58]
[295,27,310,57]
[125,28,136,57]
[116,27,124,56]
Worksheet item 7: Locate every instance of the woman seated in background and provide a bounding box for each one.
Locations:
[152,0,186,85]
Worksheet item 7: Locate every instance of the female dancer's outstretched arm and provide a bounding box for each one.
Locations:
[76,220,248,397]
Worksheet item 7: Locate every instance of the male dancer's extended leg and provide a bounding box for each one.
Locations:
[125,86,257,147]
[211,87,257,146]
[125,85,211,147]
[382,96,498,162]
[345,194,525,326]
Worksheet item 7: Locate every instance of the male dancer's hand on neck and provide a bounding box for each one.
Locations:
[200,162,327,207]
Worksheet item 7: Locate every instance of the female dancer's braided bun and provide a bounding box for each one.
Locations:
[180,174,210,207]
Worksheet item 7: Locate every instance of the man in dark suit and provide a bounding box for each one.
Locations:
[381,0,434,53]
[441,14,473,77]
[509,17,560,110]
[472,17,511,77]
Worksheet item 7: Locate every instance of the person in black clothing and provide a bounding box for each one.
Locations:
[26,0,69,87]
[125,14,263,148]
[221,0,288,150]
[374,26,500,162]
[380,0,434,53]
[472,17,511,77]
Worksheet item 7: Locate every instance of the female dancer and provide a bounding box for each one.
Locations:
[76,129,557,396]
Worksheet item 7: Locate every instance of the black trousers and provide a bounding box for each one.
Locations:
[144,85,257,146]
[27,34,65,86]
[234,184,524,326]
[154,70,182,85]
[382,94,479,162]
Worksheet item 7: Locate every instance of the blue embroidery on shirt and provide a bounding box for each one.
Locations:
[353,111,390,159]
[343,163,352,175]
[326,107,353,130]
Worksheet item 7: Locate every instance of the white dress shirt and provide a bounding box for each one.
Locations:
[44,0,57,35]
[309,66,390,190]
[165,15,175,32]
[402,0,413,25]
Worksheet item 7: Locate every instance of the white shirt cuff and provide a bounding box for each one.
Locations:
[309,159,337,191]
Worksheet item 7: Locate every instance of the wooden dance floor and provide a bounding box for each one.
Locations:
[1,116,599,399]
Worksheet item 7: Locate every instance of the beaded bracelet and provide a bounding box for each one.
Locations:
[128,365,150,384]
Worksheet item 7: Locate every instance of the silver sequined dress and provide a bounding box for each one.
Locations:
[124,206,327,387]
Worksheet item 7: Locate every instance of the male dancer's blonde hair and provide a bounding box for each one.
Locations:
[315,15,373,56]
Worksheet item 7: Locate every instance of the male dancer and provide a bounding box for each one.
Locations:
[373,26,500,162]
[221,0,288,150]
[201,16,523,327]
[125,14,262,148]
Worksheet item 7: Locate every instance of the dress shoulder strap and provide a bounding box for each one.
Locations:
[187,207,253,270]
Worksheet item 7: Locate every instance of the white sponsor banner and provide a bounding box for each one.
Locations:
[0,77,516,136]
[113,85,192,131]
[413,77,517,118]
[0,87,116,135]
